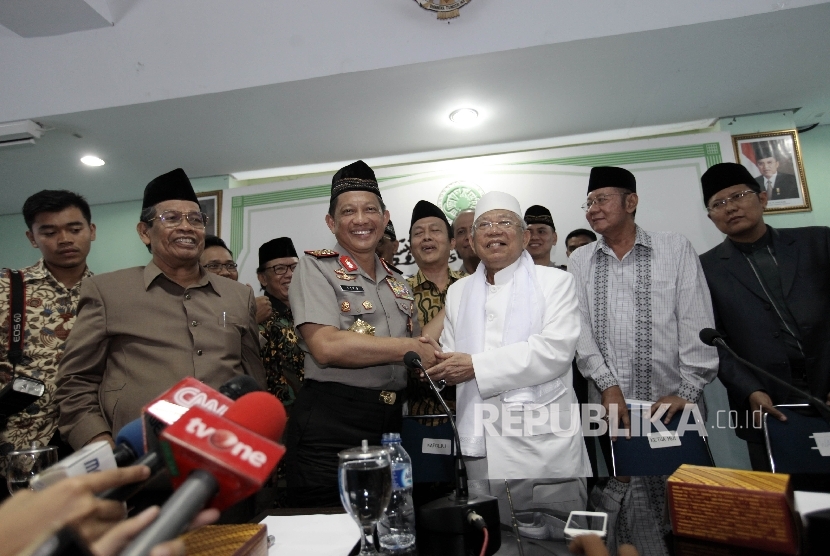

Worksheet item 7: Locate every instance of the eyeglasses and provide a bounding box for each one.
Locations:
[581,193,628,212]
[204,262,238,272]
[707,190,759,213]
[261,263,298,276]
[149,210,208,229]
[473,220,521,232]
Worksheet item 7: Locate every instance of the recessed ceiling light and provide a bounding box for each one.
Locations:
[449,108,478,125]
[81,155,105,167]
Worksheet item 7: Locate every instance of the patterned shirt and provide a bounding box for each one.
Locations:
[0,260,92,455]
[260,295,304,408]
[406,267,464,421]
[568,226,718,405]
[406,267,465,329]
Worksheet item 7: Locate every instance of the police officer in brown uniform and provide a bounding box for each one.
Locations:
[285,160,438,507]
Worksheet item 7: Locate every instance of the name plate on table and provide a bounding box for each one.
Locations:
[648,431,682,449]
[422,438,452,455]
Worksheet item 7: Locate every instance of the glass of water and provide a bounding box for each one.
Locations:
[338,440,392,555]
[6,444,58,495]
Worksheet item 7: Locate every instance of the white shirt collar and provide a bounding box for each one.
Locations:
[492,256,523,286]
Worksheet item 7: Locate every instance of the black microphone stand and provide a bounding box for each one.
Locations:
[700,329,830,424]
[405,353,500,556]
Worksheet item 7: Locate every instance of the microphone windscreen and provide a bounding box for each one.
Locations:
[115,418,146,457]
[219,375,263,400]
[699,328,722,347]
[404,351,422,369]
[224,392,287,441]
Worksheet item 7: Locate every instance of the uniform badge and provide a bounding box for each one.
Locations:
[335,268,357,281]
[341,301,351,312]
[385,276,414,300]
[339,255,358,272]
[362,300,373,310]
[304,249,338,258]
[348,318,376,335]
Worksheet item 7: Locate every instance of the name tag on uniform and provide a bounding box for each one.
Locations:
[340,285,365,293]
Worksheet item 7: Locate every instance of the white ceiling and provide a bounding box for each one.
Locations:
[1,0,829,213]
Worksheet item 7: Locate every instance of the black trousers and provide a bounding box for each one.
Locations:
[285,380,403,508]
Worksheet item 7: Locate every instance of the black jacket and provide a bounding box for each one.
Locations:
[700,226,830,441]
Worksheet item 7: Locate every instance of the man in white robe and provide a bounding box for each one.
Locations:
[425,191,590,541]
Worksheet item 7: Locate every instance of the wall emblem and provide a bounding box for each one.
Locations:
[438,180,484,220]
[413,0,472,20]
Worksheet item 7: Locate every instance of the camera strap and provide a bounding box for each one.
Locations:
[6,269,26,371]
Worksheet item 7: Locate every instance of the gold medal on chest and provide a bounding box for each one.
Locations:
[348,318,376,335]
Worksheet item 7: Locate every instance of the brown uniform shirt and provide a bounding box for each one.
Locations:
[56,262,266,448]
[289,243,419,391]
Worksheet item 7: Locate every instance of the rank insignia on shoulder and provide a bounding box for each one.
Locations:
[339,255,358,272]
[386,276,414,300]
[380,258,402,275]
[305,249,338,258]
[335,268,357,281]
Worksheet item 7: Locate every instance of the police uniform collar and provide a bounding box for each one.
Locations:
[332,242,388,280]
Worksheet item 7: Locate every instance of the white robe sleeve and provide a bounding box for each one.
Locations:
[471,269,580,400]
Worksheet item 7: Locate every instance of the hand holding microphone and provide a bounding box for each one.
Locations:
[119,392,287,556]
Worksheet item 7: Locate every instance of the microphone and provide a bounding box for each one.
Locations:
[218,375,262,400]
[142,375,260,456]
[120,392,287,556]
[699,328,830,422]
[34,376,264,499]
[404,351,501,556]
[99,375,266,501]
[29,440,118,491]
[404,351,468,498]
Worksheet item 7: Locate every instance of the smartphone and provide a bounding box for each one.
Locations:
[564,511,608,540]
[0,375,46,425]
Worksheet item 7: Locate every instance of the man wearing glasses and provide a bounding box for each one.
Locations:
[425,191,589,538]
[699,162,830,470]
[568,166,717,556]
[201,235,272,324]
[56,168,265,450]
[256,238,304,408]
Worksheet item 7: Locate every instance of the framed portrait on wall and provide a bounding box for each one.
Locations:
[196,190,222,236]
[732,129,811,214]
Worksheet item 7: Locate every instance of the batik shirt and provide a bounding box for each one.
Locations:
[406,267,464,422]
[568,226,718,406]
[407,267,465,329]
[0,260,92,456]
[260,295,304,407]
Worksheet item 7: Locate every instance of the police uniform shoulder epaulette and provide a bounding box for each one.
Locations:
[379,258,403,276]
[304,249,339,258]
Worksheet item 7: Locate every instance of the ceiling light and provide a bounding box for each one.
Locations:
[449,108,478,125]
[81,155,105,167]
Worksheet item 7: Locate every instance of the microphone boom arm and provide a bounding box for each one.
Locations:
[411,355,469,500]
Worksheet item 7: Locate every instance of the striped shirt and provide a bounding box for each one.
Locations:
[568,226,718,404]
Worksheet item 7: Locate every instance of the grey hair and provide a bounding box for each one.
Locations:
[139,205,156,252]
